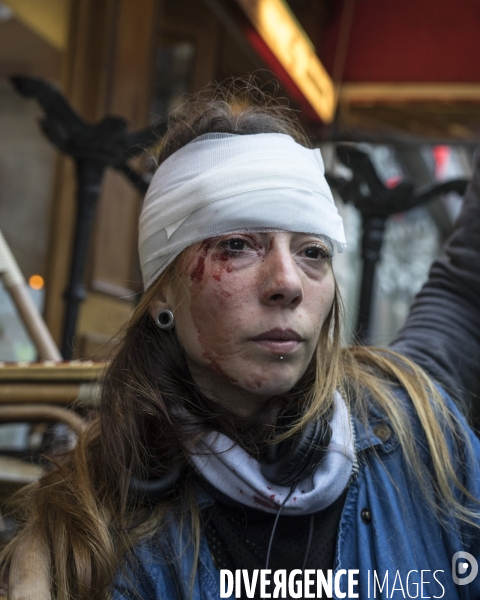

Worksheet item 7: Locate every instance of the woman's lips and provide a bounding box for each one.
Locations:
[252,339,300,354]
[250,329,303,355]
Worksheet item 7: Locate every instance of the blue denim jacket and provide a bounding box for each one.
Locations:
[113,390,480,600]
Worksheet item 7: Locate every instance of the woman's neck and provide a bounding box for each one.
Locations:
[188,359,273,417]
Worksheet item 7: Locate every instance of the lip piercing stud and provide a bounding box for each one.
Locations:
[279,356,284,360]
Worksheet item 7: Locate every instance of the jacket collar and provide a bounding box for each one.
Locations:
[353,404,399,454]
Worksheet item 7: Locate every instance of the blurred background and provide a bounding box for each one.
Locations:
[0,0,479,361]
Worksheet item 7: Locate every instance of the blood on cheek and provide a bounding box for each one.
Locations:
[185,247,272,390]
[187,245,239,382]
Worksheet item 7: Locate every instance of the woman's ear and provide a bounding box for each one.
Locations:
[148,291,170,322]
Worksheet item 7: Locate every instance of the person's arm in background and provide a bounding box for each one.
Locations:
[391,150,480,421]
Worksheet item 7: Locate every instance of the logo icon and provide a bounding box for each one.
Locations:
[452,551,478,585]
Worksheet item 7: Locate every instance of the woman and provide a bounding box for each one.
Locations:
[5,89,480,600]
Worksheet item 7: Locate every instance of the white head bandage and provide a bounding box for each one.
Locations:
[139,132,346,288]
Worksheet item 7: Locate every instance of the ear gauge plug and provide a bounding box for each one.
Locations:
[155,309,175,330]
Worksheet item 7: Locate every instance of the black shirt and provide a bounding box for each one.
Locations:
[199,477,347,600]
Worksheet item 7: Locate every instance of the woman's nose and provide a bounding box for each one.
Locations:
[260,245,303,307]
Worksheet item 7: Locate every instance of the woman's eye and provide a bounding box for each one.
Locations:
[304,245,329,259]
[227,239,246,251]
[215,236,258,260]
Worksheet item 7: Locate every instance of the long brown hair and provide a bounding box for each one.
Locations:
[3,82,478,599]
